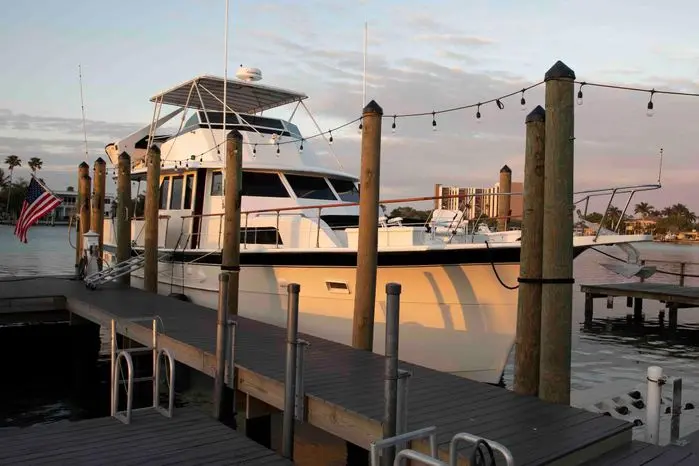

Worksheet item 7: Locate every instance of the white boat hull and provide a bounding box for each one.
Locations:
[121,258,520,384]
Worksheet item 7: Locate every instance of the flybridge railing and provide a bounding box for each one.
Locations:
[573,183,661,241]
[167,182,658,251]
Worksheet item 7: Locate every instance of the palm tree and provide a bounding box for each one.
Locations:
[0,168,9,189]
[4,155,21,214]
[634,202,654,219]
[27,157,43,174]
[605,205,623,230]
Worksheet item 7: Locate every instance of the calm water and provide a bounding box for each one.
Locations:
[2,225,699,444]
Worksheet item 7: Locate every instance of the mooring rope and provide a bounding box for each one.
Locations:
[484,241,519,290]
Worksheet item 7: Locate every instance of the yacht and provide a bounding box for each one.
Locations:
[101,69,655,384]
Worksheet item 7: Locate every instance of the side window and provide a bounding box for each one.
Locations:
[169,175,184,209]
[284,174,337,200]
[184,174,194,209]
[242,172,290,197]
[211,171,223,196]
[328,178,359,202]
[159,177,170,209]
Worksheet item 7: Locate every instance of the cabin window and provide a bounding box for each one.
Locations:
[211,171,223,196]
[210,170,291,198]
[284,174,337,200]
[328,178,359,202]
[240,227,283,245]
[170,175,184,209]
[184,174,194,209]
[159,178,170,209]
[242,172,290,198]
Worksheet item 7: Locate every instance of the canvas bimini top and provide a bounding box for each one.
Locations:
[148,74,308,115]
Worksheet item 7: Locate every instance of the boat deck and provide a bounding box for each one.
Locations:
[0,277,636,465]
[0,406,291,465]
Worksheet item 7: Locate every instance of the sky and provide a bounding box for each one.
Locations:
[1,0,698,213]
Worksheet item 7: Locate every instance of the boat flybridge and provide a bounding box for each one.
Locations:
[101,67,659,384]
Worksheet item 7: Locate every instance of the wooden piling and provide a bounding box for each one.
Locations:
[222,130,243,317]
[584,293,594,327]
[91,158,107,270]
[634,298,643,322]
[352,100,383,352]
[143,145,161,293]
[513,105,546,396]
[75,162,90,273]
[78,162,92,276]
[539,60,576,405]
[116,152,132,286]
[497,165,512,232]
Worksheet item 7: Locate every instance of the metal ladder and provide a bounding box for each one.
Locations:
[85,253,169,289]
[110,317,176,424]
[370,426,515,466]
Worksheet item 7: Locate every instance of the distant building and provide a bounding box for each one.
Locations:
[433,180,523,220]
[53,190,115,222]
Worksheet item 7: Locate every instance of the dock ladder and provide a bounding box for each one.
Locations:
[370,426,515,466]
[85,253,170,290]
[110,317,176,424]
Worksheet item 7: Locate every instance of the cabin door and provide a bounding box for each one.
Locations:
[190,168,207,249]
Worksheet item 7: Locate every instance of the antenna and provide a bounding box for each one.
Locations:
[657,147,664,185]
[78,64,89,159]
[363,21,367,107]
[222,0,230,163]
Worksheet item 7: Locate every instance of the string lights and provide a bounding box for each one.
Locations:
[105,76,699,171]
[572,80,699,116]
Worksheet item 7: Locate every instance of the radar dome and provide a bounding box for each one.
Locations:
[235,66,262,82]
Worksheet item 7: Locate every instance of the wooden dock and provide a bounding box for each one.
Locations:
[0,406,291,465]
[0,277,638,465]
[582,440,697,465]
[580,282,699,329]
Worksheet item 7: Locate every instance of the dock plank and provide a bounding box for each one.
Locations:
[0,277,634,464]
[0,407,290,465]
[580,282,699,306]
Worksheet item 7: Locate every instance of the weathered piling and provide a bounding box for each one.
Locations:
[497,165,512,232]
[382,283,401,466]
[352,100,383,351]
[75,162,91,274]
[222,130,243,317]
[91,157,107,270]
[282,283,301,460]
[539,61,576,405]
[116,152,132,285]
[144,145,161,293]
[214,272,230,420]
[513,105,546,396]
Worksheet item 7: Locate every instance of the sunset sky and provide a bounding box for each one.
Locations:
[1,0,698,213]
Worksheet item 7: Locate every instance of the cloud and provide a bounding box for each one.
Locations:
[3,31,699,214]
[414,34,494,47]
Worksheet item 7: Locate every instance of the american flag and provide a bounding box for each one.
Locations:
[14,177,63,243]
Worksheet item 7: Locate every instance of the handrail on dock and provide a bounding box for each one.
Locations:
[112,349,134,424]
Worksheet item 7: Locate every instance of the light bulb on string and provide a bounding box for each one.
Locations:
[328,130,333,145]
[391,115,396,133]
[495,99,504,110]
[299,139,304,153]
[358,118,363,134]
[276,143,280,157]
[646,90,655,117]
[432,112,437,131]
[520,89,527,111]
[476,104,482,123]
[577,83,585,105]
[252,144,257,159]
